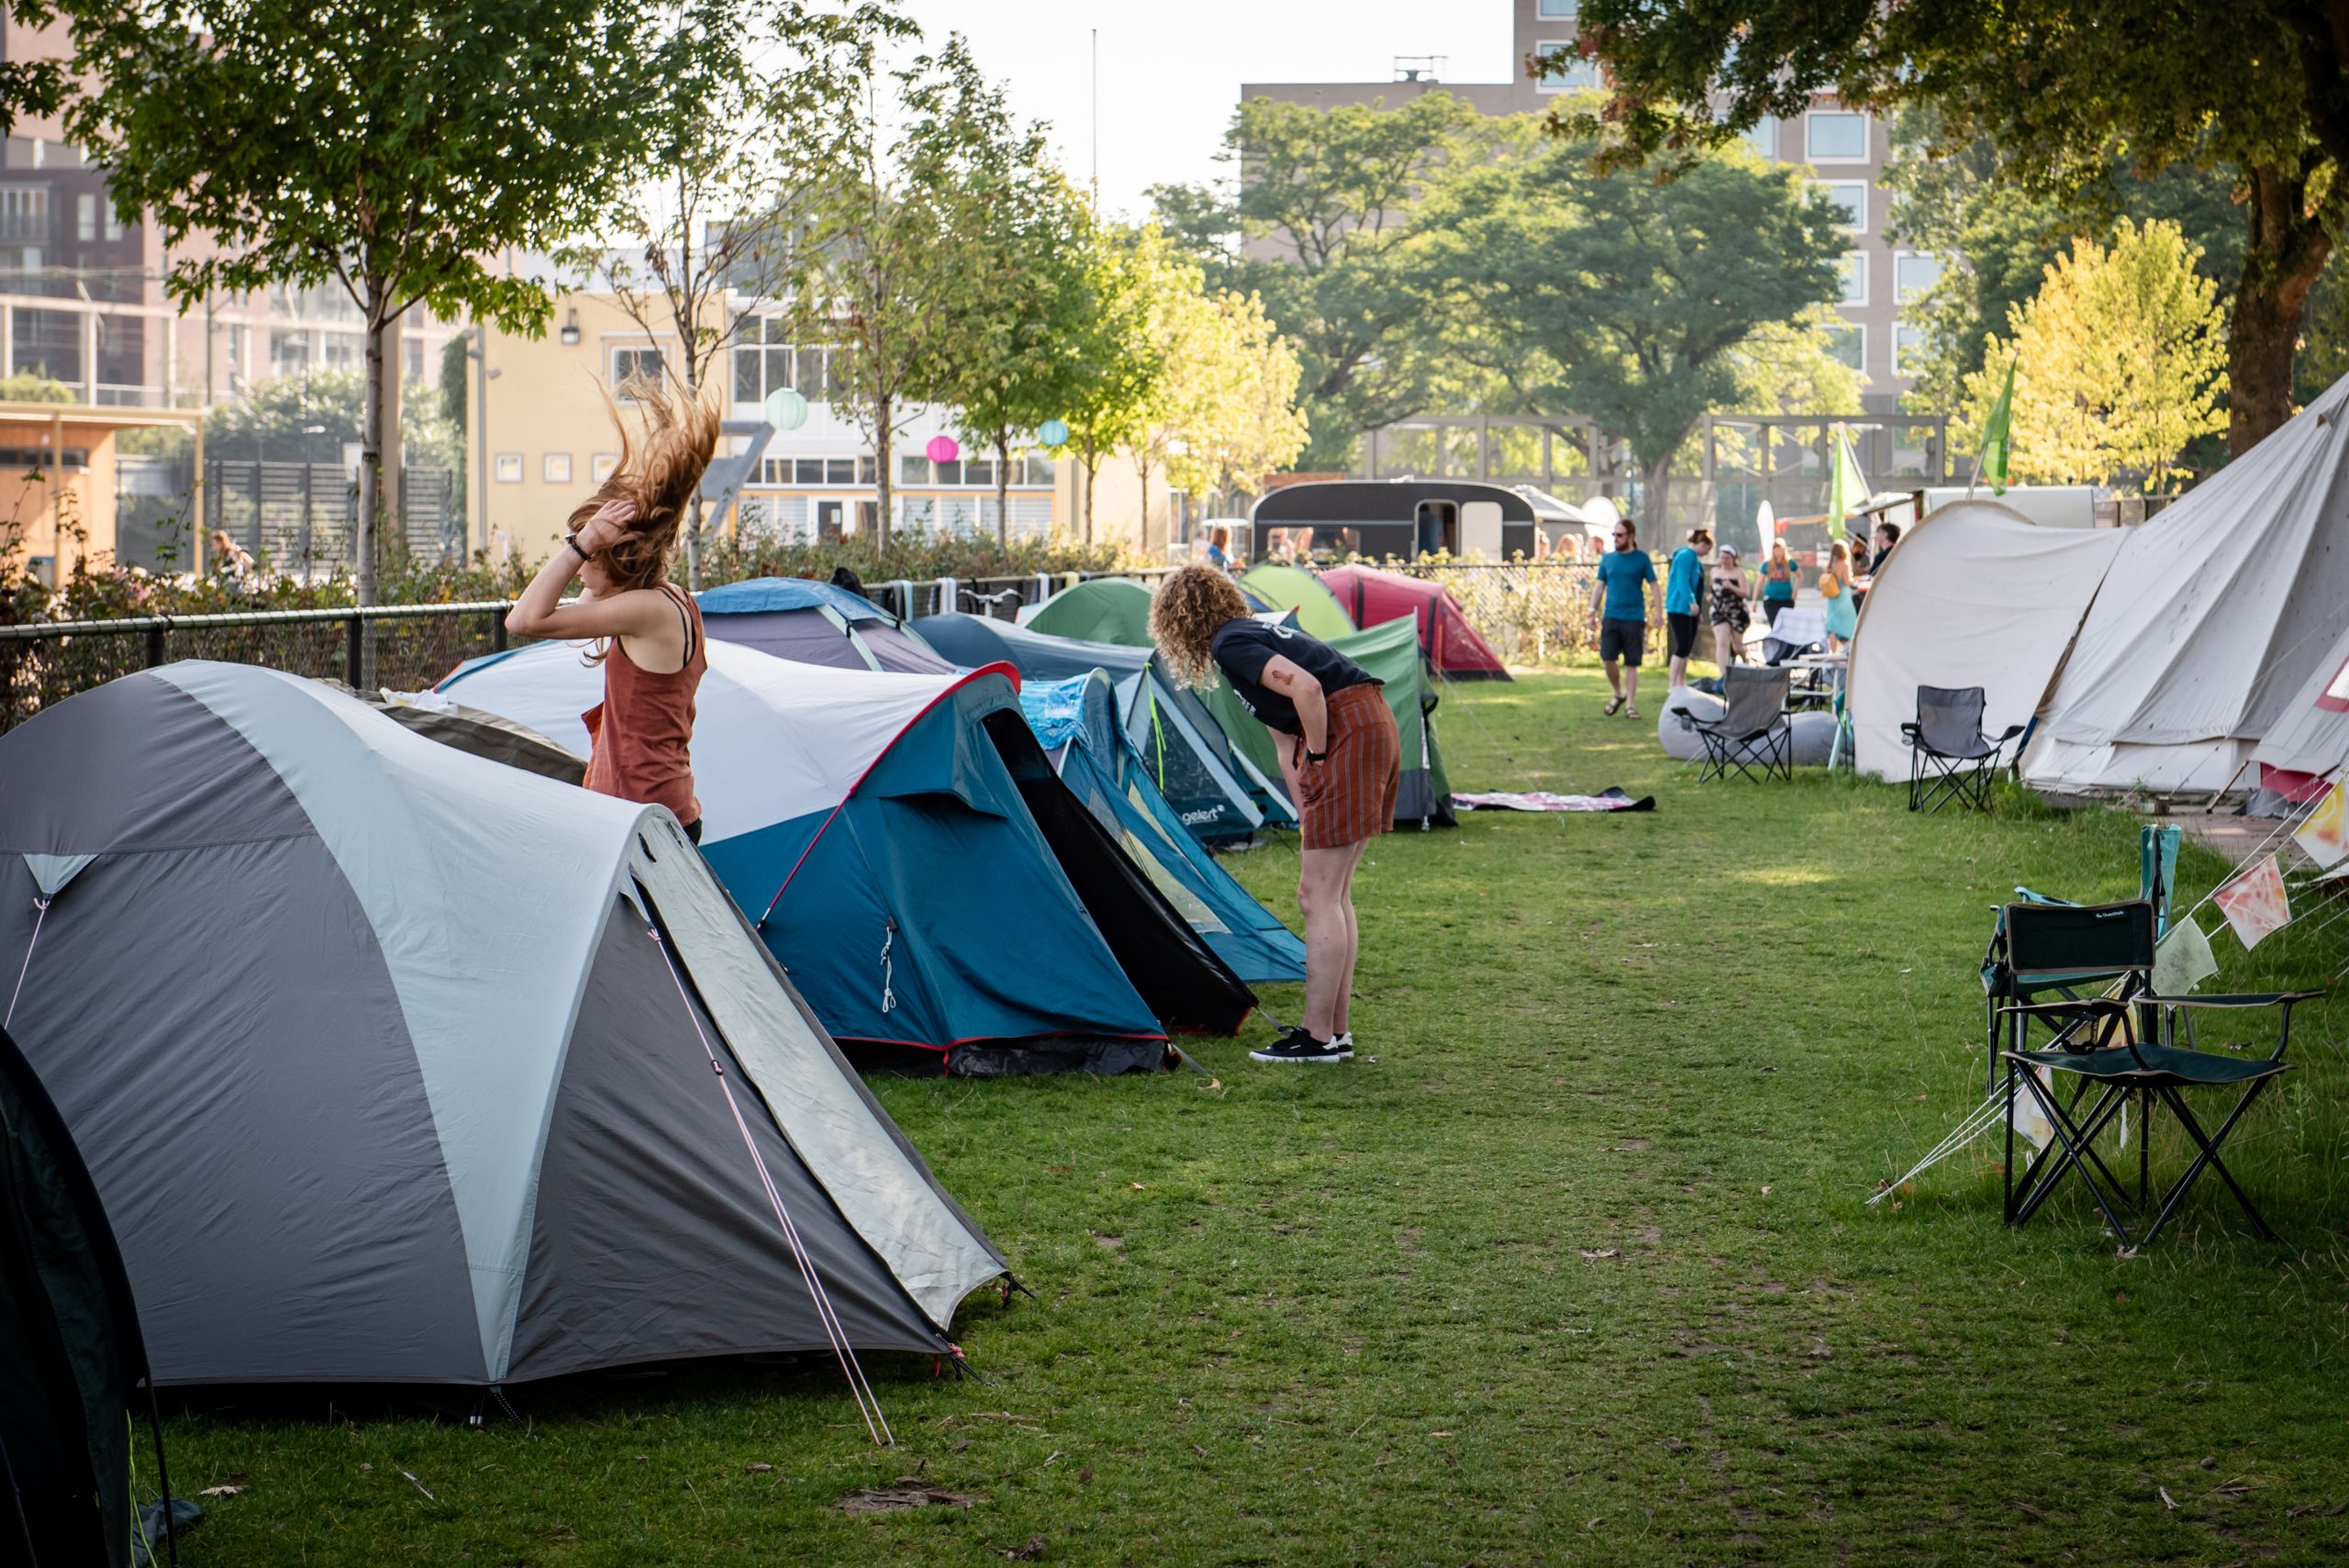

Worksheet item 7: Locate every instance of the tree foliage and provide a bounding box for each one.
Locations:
[1400,136,1849,528]
[61,0,701,605]
[1566,0,2349,456]
[1958,219,2229,491]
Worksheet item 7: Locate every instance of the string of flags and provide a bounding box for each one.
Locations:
[2182,778,2349,960]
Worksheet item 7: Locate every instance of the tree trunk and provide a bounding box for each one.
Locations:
[2230,162,2334,456]
[1642,451,1675,545]
[356,295,387,686]
[1080,446,1099,542]
[874,392,893,552]
[996,432,1011,546]
[1136,454,1153,556]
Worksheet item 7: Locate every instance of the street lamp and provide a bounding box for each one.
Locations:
[465,326,500,558]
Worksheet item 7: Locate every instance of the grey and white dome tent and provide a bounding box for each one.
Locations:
[0,662,1006,1397]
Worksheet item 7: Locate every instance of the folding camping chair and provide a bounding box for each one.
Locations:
[1997,898,2325,1247]
[1903,685,2025,814]
[1671,665,1792,783]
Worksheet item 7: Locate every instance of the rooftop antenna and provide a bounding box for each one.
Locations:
[1393,54,1446,83]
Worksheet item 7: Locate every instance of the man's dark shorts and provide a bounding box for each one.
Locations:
[1665,612,1698,660]
[1600,617,1647,666]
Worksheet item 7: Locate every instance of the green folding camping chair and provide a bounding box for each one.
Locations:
[1998,898,2325,1246]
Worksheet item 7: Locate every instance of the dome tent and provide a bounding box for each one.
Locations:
[697,576,955,674]
[1019,671,1306,985]
[1024,575,1156,645]
[916,611,1295,840]
[1317,564,1510,680]
[0,662,1006,1386]
[1236,562,1356,643]
[0,1023,174,1566]
[440,640,1254,1072]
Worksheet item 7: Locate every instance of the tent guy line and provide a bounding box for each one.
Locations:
[4,895,47,1029]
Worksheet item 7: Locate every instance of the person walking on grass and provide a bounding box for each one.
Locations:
[1664,527,1710,690]
[1588,517,1659,718]
[1760,539,1798,628]
[1709,543,1752,670]
[1820,537,1859,653]
[1150,565,1398,1065]
[507,380,722,840]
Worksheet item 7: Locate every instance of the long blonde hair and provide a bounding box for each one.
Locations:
[1149,564,1252,688]
[570,376,721,595]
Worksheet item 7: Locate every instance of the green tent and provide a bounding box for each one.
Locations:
[1206,617,1453,831]
[1239,562,1356,642]
[1027,577,1156,644]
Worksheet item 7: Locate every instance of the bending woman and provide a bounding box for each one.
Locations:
[1150,566,1399,1065]
[506,382,722,839]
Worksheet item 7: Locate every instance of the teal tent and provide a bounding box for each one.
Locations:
[1020,673,1306,984]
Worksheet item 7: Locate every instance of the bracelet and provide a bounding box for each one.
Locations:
[1305,747,1328,764]
[564,533,589,563]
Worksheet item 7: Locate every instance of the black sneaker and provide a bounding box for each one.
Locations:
[1250,1028,1352,1064]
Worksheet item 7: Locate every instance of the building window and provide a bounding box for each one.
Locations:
[1533,42,1599,94]
[495,453,523,484]
[1744,115,1776,162]
[611,345,663,394]
[1805,110,1869,162]
[1824,322,1865,373]
[75,193,95,242]
[731,315,793,404]
[0,185,49,242]
[1839,253,1868,306]
[1817,182,1868,232]
[543,452,573,484]
[1895,252,1944,302]
[1537,0,1577,15]
[1896,325,1930,375]
[271,328,310,373]
[593,452,619,484]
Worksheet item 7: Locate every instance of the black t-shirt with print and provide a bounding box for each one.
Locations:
[1209,617,1378,737]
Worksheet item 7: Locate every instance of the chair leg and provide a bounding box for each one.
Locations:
[2008,1069,2135,1242]
[2141,1082,2280,1245]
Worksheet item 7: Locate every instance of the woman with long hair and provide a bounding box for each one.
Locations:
[1759,539,1798,628]
[1150,565,1399,1064]
[506,380,723,840]
[1820,537,1859,652]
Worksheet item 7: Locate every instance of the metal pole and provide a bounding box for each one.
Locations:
[473,324,491,560]
[346,611,364,688]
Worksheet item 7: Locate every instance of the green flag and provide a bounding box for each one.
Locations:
[1976,357,2016,495]
[1825,423,1867,540]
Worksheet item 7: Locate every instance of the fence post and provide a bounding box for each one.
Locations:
[143,622,166,668]
[491,608,508,653]
[346,611,364,688]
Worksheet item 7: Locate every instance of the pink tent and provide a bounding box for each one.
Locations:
[1318,565,1509,681]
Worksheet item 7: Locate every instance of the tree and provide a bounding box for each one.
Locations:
[1166,294,1310,516]
[1567,0,2349,455]
[588,0,909,583]
[788,33,1011,550]
[1124,226,1223,553]
[1052,232,1158,543]
[64,0,703,615]
[0,4,65,139]
[1957,219,2229,491]
[1403,138,1848,531]
[1151,92,1489,468]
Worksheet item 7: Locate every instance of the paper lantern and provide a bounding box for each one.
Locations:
[926,434,961,464]
[763,387,808,431]
[1038,418,1070,447]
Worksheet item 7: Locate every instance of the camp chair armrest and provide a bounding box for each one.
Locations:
[1899,722,1923,741]
[2143,989,2328,1009]
[1993,724,2026,740]
[1996,996,2129,1019]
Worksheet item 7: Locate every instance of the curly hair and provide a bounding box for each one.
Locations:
[1149,564,1252,688]
[569,375,722,595]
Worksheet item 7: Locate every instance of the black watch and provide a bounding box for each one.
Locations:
[1305,746,1328,764]
[564,532,589,562]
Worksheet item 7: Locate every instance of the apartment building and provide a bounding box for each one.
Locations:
[471,292,1179,568]
[1241,0,1923,412]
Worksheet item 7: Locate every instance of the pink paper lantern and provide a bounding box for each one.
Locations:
[926,435,961,464]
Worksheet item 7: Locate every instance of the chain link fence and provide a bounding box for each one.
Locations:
[0,602,518,735]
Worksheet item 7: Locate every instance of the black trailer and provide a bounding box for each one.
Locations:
[1248,480,1540,563]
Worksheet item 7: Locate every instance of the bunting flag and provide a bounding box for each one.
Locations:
[2152,916,2220,995]
[2213,853,2292,951]
[1825,423,1867,540]
[2293,779,2348,868]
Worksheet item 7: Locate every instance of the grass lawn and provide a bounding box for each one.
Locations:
[163,670,2349,1565]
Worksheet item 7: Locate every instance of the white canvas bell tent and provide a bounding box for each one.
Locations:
[2021,373,2349,795]
[1848,498,2128,780]
[2251,621,2349,792]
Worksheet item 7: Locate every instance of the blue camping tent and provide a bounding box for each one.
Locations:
[440,642,1253,1074]
[1022,672,1305,985]
[918,612,1295,840]
[696,577,954,673]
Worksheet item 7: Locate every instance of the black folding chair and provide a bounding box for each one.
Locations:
[1998,899,2325,1247]
[1902,685,2024,814]
[1671,665,1792,783]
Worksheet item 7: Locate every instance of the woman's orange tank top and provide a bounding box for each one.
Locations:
[581,584,706,828]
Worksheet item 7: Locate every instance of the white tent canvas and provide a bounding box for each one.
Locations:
[2252,622,2349,783]
[1849,499,2127,781]
[2022,374,2349,795]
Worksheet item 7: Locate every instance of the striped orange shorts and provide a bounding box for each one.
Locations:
[1298,683,1399,850]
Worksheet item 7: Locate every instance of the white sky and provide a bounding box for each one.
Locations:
[902,1,1512,220]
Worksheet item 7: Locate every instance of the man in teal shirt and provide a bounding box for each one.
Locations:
[1664,527,1711,690]
[1586,517,1660,717]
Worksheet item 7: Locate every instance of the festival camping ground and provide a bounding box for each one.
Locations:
[142,672,2349,1566]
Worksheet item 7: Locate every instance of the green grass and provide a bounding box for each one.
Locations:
[163,672,2349,1565]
